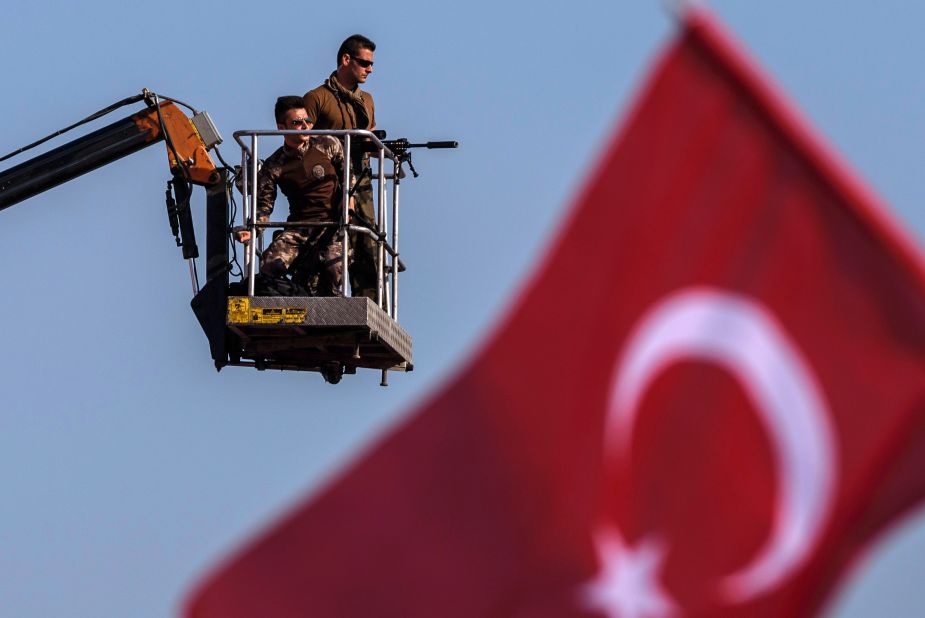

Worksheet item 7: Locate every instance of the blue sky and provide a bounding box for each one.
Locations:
[0,1,923,616]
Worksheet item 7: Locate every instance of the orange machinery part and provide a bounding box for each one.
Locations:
[132,102,220,186]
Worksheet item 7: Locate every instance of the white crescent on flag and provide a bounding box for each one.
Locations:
[605,287,838,603]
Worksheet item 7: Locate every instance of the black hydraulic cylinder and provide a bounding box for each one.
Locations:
[170,175,199,260]
[0,113,160,211]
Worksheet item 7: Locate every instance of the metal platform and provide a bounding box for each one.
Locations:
[224,295,412,373]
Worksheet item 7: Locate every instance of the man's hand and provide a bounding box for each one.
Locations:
[233,227,251,243]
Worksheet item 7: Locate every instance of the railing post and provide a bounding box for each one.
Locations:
[240,144,250,277]
[341,134,352,297]
[247,134,259,297]
[391,161,400,321]
[377,147,386,309]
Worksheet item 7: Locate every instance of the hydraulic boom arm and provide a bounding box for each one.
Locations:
[0,99,219,211]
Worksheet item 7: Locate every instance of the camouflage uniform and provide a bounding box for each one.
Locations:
[250,136,353,296]
[347,175,378,296]
[262,227,345,297]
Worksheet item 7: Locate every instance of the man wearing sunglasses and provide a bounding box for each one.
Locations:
[236,96,353,297]
[302,34,379,300]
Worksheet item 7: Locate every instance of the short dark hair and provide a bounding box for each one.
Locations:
[337,34,376,65]
[274,96,305,124]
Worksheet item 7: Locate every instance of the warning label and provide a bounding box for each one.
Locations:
[227,298,250,323]
[282,307,307,323]
[228,298,307,325]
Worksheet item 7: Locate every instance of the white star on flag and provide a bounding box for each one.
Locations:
[580,528,679,618]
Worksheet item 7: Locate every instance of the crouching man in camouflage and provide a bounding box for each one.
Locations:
[236,96,353,296]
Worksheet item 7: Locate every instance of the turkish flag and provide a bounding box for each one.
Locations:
[185,7,925,618]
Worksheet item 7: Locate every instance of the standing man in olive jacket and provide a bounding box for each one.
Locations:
[303,34,378,300]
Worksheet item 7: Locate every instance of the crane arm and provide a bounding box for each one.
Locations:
[0,100,219,212]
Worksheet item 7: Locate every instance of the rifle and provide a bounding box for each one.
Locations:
[359,131,458,178]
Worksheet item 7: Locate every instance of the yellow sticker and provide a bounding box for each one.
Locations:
[248,307,308,324]
[251,307,283,324]
[283,307,307,323]
[227,297,250,323]
[228,298,307,325]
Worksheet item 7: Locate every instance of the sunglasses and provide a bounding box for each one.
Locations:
[289,118,311,127]
[351,56,374,68]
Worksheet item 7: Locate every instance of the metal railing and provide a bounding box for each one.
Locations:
[232,129,404,321]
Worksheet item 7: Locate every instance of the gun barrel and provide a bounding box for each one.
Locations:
[398,140,458,149]
[365,138,458,156]
[424,141,458,149]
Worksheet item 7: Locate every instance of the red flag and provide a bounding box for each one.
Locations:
[185,8,925,618]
